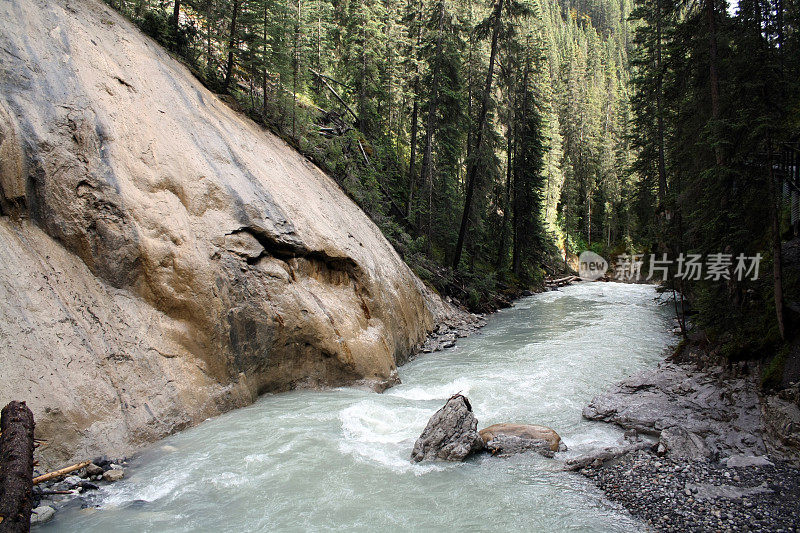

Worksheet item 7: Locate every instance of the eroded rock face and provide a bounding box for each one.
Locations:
[0,0,452,468]
[479,423,565,458]
[411,395,484,462]
[583,362,767,461]
[761,383,800,463]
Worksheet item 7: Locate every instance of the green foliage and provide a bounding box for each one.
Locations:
[139,8,171,42]
[629,0,798,369]
[762,345,789,389]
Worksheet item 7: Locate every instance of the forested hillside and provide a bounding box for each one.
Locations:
[628,0,799,380]
[108,0,799,377]
[107,0,637,308]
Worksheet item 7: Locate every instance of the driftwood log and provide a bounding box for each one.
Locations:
[32,461,91,485]
[545,275,580,287]
[0,401,35,533]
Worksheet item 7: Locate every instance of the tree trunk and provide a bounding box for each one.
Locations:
[769,137,786,340]
[317,0,322,74]
[292,0,302,137]
[511,66,528,275]
[656,0,667,207]
[407,97,420,221]
[268,2,269,121]
[453,0,504,270]
[0,401,35,533]
[223,0,240,93]
[704,0,723,166]
[206,0,213,77]
[497,92,513,270]
[419,0,446,245]
[587,194,592,246]
[171,0,181,51]
[406,8,423,222]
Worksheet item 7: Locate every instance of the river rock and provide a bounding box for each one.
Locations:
[30,506,56,525]
[411,395,484,462]
[725,454,774,468]
[102,469,125,482]
[659,426,712,460]
[84,463,104,477]
[0,0,462,470]
[565,440,654,471]
[479,423,565,458]
[583,362,766,460]
[63,475,84,487]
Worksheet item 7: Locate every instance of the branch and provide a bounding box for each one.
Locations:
[309,68,360,124]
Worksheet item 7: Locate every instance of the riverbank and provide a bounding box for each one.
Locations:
[581,449,800,532]
[408,308,488,360]
[575,351,800,531]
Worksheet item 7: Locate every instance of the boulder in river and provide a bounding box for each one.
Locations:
[479,423,565,458]
[411,395,484,462]
[30,505,56,526]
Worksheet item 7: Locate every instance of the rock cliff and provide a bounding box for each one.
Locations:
[0,0,450,467]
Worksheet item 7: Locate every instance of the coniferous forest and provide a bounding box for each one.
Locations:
[108,0,797,366]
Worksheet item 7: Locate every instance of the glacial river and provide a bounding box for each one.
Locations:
[45,283,673,532]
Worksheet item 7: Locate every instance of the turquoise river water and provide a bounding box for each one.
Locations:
[44,282,673,532]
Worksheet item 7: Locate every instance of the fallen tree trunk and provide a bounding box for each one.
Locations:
[309,68,359,125]
[32,461,91,485]
[545,275,580,287]
[546,275,578,284]
[0,401,35,533]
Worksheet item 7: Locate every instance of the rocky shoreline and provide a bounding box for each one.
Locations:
[572,359,800,532]
[29,458,128,526]
[580,449,800,532]
[410,310,488,359]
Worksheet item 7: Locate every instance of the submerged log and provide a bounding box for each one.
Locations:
[0,401,35,533]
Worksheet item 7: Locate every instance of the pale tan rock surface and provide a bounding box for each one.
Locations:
[0,0,452,468]
[479,423,563,453]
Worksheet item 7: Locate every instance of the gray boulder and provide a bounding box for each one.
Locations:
[725,454,774,467]
[102,469,125,482]
[658,426,711,460]
[84,463,104,477]
[30,506,56,525]
[411,395,484,462]
[583,362,767,460]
